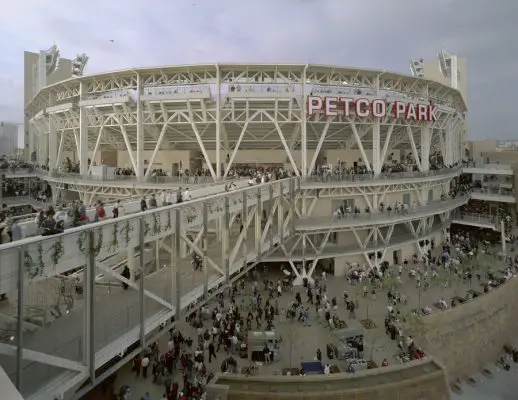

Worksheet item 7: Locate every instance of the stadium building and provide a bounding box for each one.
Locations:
[2,49,517,400]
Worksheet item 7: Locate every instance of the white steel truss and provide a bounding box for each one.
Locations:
[25,64,465,182]
[0,178,299,399]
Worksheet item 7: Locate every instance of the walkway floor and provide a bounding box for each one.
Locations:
[1,224,266,398]
[266,223,443,262]
[111,246,508,400]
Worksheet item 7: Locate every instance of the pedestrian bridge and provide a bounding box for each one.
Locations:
[0,178,300,400]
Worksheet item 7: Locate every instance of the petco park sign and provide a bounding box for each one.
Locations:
[306,96,438,122]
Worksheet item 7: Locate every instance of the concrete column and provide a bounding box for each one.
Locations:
[255,187,262,258]
[420,125,430,172]
[202,203,209,298]
[241,192,248,272]
[135,74,145,178]
[174,210,182,317]
[372,120,381,176]
[79,82,89,176]
[222,197,230,283]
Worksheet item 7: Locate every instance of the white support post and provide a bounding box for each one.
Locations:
[215,64,221,179]
[118,122,137,172]
[145,115,177,178]
[380,122,394,165]
[79,82,89,176]
[56,131,65,170]
[308,121,330,175]
[406,125,422,171]
[88,126,105,174]
[136,74,145,178]
[264,113,300,176]
[372,119,381,177]
[48,115,58,171]
[300,65,308,178]
[182,109,216,179]
[224,111,259,177]
[349,121,371,171]
[420,125,431,172]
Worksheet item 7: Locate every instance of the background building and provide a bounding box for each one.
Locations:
[23,46,88,162]
[410,50,468,156]
[0,122,18,157]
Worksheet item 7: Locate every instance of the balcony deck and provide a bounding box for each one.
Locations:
[295,197,466,232]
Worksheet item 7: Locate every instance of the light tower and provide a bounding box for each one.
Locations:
[409,58,424,78]
[34,44,61,93]
[437,50,459,90]
[72,53,89,77]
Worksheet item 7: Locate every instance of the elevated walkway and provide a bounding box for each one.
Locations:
[266,222,445,262]
[470,188,516,204]
[463,163,513,176]
[0,178,298,400]
[452,213,499,230]
[303,167,461,188]
[295,197,466,232]
[14,179,249,239]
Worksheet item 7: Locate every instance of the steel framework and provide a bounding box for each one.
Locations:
[26,64,466,196]
[0,178,300,400]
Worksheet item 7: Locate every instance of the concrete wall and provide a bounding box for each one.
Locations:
[416,276,518,381]
[210,358,450,400]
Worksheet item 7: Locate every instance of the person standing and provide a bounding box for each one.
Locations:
[141,355,150,378]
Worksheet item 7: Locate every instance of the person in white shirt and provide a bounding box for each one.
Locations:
[141,356,150,378]
[55,206,67,221]
[183,189,191,201]
[159,191,166,206]
[324,364,331,375]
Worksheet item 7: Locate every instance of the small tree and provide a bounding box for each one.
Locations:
[382,276,399,291]
[401,312,427,357]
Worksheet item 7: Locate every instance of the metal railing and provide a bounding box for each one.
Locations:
[306,167,460,183]
[453,212,498,225]
[471,187,515,196]
[464,160,513,170]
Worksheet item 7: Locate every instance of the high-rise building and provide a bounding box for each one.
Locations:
[410,51,468,157]
[23,45,89,162]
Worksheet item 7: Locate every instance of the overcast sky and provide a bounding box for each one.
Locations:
[1,0,517,141]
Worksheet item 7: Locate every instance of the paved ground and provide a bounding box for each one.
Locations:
[111,243,510,399]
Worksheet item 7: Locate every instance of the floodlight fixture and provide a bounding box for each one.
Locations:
[44,44,61,75]
[72,53,89,76]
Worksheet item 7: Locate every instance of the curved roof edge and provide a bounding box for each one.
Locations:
[26,62,467,112]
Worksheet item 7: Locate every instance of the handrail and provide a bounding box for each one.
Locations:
[0,177,295,251]
[296,196,468,230]
[306,167,461,183]
[471,187,515,196]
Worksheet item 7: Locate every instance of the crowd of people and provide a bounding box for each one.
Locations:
[311,152,455,181]
[110,218,517,400]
